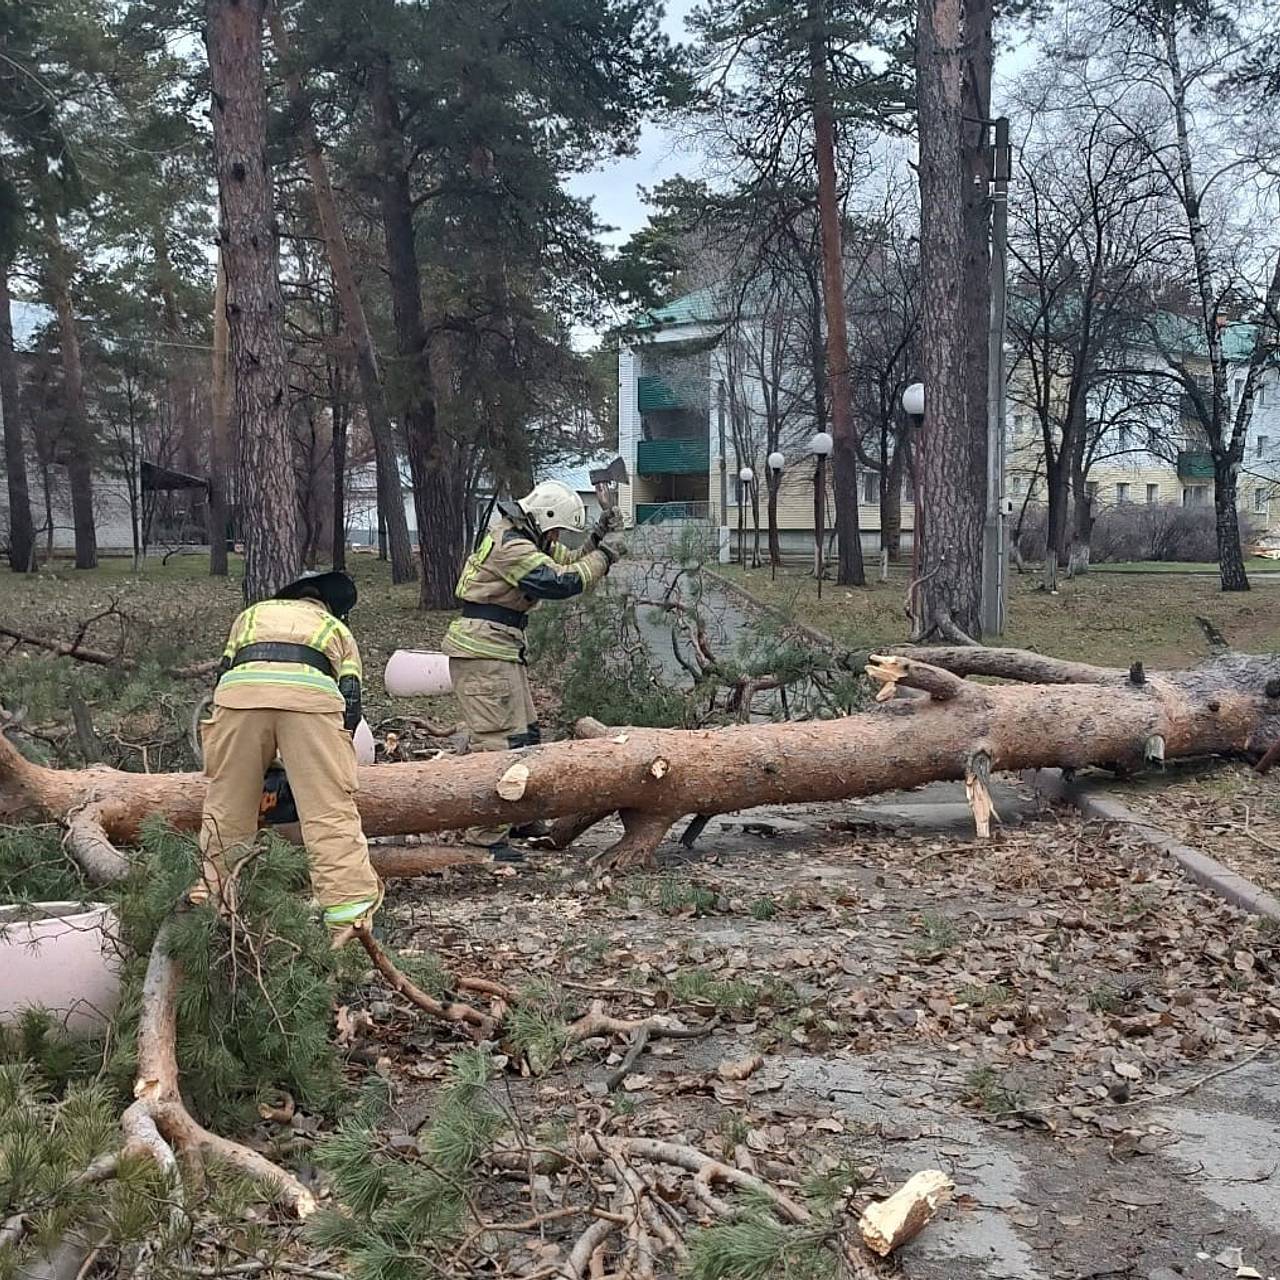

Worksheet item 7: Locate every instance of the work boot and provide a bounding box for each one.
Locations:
[489,842,525,865]
[510,819,552,840]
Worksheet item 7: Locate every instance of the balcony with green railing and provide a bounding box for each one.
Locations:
[637,376,686,412]
[1177,449,1214,479]
[636,437,710,476]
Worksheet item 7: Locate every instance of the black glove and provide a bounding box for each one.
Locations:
[338,674,363,734]
[588,506,624,548]
[599,536,628,567]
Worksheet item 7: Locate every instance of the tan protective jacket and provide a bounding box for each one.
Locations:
[214,597,362,714]
[442,520,610,662]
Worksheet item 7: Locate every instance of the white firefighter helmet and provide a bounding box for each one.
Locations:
[517,480,586,535]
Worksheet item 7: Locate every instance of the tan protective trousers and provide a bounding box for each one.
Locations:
[198,705,380,911]
[449,656,537,847]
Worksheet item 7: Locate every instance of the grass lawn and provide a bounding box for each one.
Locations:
[715,562,1280,668]
[1090,558,1279,574]
[0,554,456,763]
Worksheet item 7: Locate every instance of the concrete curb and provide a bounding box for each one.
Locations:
[1025,768,1280,923]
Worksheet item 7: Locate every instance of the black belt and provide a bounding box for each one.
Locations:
[226,642,335,679]
[461,602,528,630]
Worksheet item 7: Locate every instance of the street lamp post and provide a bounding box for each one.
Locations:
[739,467,755,569]
[983,117,1012,637]
[810,432,833,598]
[767,451,784,580]
[902,384,924,614]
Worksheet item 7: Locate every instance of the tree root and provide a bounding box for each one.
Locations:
[126,919,318,1218]
[595,811,672,869]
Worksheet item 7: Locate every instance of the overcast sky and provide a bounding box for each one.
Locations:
[565,0,700,249]
[567,2,1035,252]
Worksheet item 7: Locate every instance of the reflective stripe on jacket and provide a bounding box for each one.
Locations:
[214,597,361,713]
[442,521,610,663]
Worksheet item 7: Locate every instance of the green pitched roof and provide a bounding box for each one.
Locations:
[640,286,724,329]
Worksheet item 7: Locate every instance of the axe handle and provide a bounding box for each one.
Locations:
[595,482,616,511]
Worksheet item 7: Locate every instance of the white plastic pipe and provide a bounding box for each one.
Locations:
[0,903,122,1037]
[384,649,453,697]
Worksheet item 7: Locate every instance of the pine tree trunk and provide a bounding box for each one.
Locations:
[368,58,462,610]
[882,444,903,558]
[267,10,416,587]
[331,386,348,571]
[7,650,1280,871]
[208,252,231,577]
[766,471,782,567]
[912,0,989,641]
[206,0,299,603]
[1215,454,1250,592]
[40,205,96,570]
[808,0,865,588]
[0,260,34,573]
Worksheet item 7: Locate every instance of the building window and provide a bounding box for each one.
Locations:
[1146,426,1161,453]
[901,473,914,503]
[1261,384,1270,407]
[1182,485,1208,507]
[1146,483,1159,504]
[1010,475,1024,496]
[1085,481,1099,501]
[1258,435,1269,460]
[1118,425,1133,450]
[1235,376,1246,402]
[860,471,878,505]
[1255,488,1270,514]
[1115,482,1130,504]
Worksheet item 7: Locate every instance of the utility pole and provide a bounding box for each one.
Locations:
[981,116,1012,637]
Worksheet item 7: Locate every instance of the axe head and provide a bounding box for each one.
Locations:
[589,456,629,488]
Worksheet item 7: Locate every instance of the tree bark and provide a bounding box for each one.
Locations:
[206,0,299,603]
[40,203,96,570]
[881,440,904,558]
[912,0,990,640]
[368,57,462,610]
[208,251,231,577]
[1214,454,1249,591]
[331,382,348,571]
[267,9,416,586]
[766,469,782,568]
[0,260,34,573]
[808,0,865,587]
[7,649,1280,871]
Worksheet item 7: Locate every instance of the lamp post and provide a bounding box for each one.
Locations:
[902,384,924,607]
[738,467,755,569]
[902,382,924,421]
[767,451,784,580]
[810,432,833,597]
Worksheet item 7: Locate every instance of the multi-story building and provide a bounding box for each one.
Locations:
[620,286,1280,559]
[618,287,915,561]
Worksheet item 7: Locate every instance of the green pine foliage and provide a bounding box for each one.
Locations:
[528,588,694,729]
[308,1051,504,1280]
[0,1063,194,1280]
[105,822,350,1134]
[0,825,91,904]
[686,1207,837,1280]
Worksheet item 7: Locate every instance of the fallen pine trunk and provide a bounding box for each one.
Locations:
[3,648,1279,875]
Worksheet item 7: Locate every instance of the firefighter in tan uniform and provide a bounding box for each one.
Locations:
[193,570,382,934]
[443,481,625,861]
